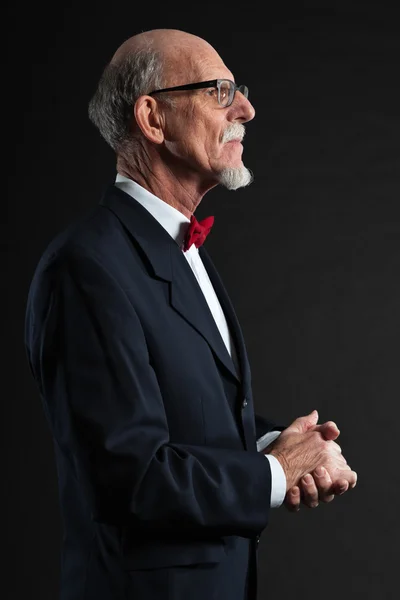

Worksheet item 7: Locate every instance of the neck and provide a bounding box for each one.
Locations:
[116,152,217,220]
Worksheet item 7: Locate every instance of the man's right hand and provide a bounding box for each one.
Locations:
[265,410,357,491]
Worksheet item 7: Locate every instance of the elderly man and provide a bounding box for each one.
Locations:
[25,29,357,600]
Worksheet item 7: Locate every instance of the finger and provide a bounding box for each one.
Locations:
[312,421,340,441]
[300,474,319,508]
[338,469,357,487]
[313,466,335,503]
[331,478,349,495]
[330,468,358,489]
[284,486,301,512]
[349,471,357,488]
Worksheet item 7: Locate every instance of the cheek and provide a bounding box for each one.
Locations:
[165,106,221,166]
[201,129,223,161]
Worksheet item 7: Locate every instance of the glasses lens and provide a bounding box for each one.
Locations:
[218,80,233,107]
[238,84,249,99]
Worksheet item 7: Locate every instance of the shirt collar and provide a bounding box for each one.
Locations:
[114,173,190,248]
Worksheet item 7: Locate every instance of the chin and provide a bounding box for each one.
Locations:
[216,166,254,190]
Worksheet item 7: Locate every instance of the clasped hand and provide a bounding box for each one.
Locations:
[264,410,357,512]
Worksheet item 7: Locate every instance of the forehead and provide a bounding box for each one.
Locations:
[166,43,235,84]
[194,48,234,81]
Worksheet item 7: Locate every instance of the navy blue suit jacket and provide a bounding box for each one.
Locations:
[25,185,283,600]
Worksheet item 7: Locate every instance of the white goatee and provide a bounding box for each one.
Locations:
[218,123,254,190]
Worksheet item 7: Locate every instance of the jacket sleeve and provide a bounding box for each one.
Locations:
[255,413,286,442]
[25,248,273,538]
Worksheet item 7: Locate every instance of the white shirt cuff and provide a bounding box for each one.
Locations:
[264,453,287,508]
[256,430,281,452]
[256,430,287,508]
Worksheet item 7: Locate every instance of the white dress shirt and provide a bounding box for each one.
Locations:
[115,174,287,508]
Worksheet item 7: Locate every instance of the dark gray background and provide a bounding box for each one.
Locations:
[6,3,399,599]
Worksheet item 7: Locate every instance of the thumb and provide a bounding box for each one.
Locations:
[287,409,319,433]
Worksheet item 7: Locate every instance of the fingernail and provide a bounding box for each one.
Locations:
[303,475,313,485]
[315,467,325,477]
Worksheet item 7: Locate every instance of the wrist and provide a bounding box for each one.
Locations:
[267,449,291,488]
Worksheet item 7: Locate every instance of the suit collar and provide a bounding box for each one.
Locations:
[100,184,175,281]
[114,174,190,248]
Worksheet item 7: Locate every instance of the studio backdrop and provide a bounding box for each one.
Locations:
[6,6,400,599]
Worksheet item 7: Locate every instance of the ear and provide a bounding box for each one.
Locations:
[134,95,165,145]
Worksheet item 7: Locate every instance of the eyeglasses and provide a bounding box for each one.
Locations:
[148,79,249,108]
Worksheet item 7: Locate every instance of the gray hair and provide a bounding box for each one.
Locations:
[88,47,170,154]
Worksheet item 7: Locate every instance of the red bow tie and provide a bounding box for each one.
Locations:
[183,214,214,252]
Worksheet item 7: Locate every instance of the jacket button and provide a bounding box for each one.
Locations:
[242,398,248,408]
[256,535,260,545]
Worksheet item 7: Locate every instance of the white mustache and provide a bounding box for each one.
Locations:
[222,123,246,143]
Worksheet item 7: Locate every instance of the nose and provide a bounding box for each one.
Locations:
[229,91,255,123]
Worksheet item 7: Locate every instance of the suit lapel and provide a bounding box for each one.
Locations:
[99,186,240,384]
[199,247,252,399]
[169,252,240,383]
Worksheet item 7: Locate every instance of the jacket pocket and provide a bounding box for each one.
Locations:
[123,537,227,570]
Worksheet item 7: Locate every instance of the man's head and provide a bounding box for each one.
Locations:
[88,29,255,193]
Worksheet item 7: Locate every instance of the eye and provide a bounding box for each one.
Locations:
[218,81,232,104]
[206,87,218,97]
[219,88,229,101]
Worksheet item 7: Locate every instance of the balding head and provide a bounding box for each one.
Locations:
[111,29,225,87]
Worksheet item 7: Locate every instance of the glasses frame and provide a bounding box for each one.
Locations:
[148,78,248,107]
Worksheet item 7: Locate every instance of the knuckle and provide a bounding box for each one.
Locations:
[329,440,341,452]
